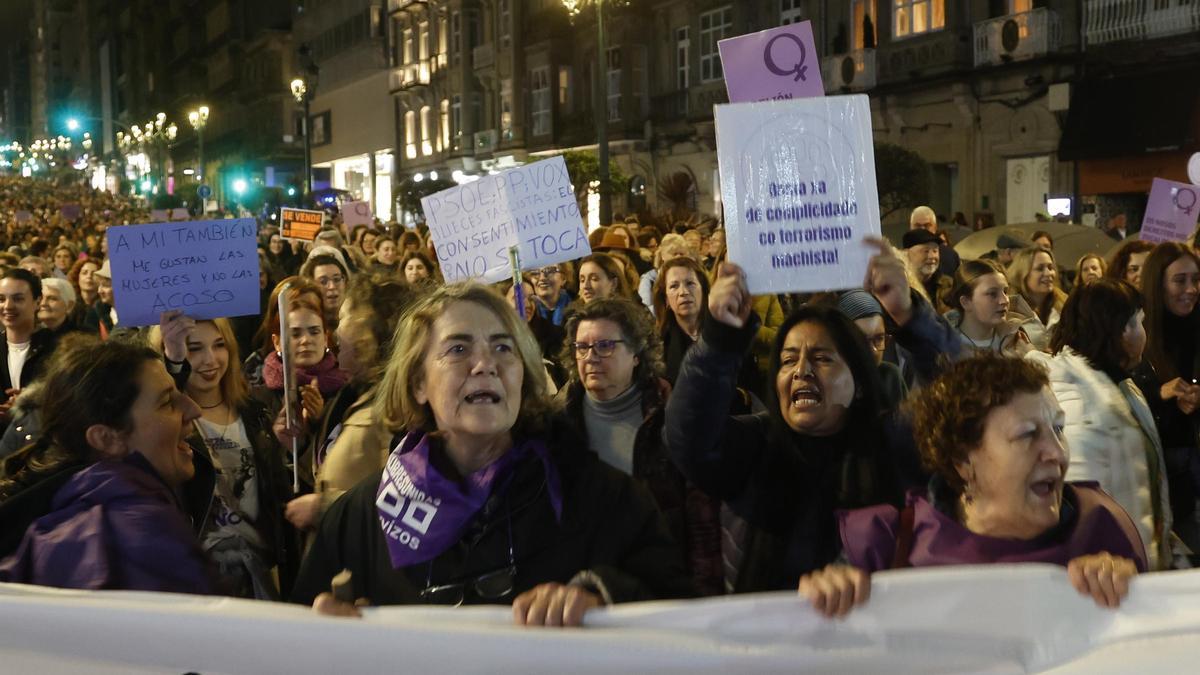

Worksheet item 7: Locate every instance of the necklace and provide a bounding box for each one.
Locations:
[200,401,225,409]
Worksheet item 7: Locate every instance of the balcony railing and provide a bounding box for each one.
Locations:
[974,8,1062,66]
[1085,0,1200,45]
[388,0,427,15]
[821,49,876,92]
[473,43,495,69]
[389,60,431,93]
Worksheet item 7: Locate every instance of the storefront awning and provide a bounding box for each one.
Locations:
[1058,70,1199,162]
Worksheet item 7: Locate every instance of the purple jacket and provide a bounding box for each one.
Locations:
[0,454,218,593]
[838,482,1149,573]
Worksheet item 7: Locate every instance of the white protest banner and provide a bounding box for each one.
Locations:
[716,95,880,294]
[105,218,260,327]
[421,156,589,283]
[4,567,1200,673]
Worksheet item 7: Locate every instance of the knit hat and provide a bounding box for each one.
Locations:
[836,289,883,320]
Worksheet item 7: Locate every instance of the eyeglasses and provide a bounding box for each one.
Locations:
[573,339,625,358]
[419,506,516,607]
[529,267,561,278]
[866,334,890,352]
[316,275,345,287]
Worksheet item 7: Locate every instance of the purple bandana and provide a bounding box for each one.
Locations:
[376,430,563,568]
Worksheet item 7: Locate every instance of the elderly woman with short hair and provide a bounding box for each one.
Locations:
[560,297,722,595]
[292,284,689,625]
[800,354,1147,618]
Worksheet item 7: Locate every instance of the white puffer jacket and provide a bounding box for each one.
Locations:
[1027,348,1174,570]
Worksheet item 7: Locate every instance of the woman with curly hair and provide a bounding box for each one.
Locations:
[799,353,1146,618]
[559,297,722,595]
[1107,240,1155,290]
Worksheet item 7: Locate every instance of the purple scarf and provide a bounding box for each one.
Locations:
[261,350,349,397]
[376,430,563,568]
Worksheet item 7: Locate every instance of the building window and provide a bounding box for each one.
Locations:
[500,78,513,140]
[531,66,552,136]
[499,0,511,48]
[438,14,448,61]
[558,65,572,110]
[606,47,621,122]
[405,110,417,159]
[853,0,877,49]
[675,27,689,91]
[1009,0,1032,13]
[700,7,732,82]
[418,21,429,61]
[893,0,945,39]
[402,27,414,64]
[420,106,433,156]
[450,11,461,63]
[451,95,462,149]
[780,0,804,25]
[440,99,449,152]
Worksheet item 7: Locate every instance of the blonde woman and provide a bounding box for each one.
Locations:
[1007,247,1068,351]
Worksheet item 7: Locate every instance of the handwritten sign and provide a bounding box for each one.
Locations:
[716,95,880,294]
[106,219,261,327]
[421,156,590,283]
[718,21,825,103]
[1140,178,1200,243]
[280,207,324,241]
[343,201,374,230]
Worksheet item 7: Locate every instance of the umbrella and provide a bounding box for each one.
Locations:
[954,222,1116,266]
[883,222,975,249]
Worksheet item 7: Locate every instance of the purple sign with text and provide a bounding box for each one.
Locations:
[718,21,825,103]
[1140,178,1200,244]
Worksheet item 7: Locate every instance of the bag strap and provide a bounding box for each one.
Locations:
[890,504,916,569]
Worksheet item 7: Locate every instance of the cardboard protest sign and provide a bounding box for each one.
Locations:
[343,201,374,230]
[1139,178,1200,243]
[280,207,324,241]
[421,156,590,283]
[716,95,880,295]
[105,218,261,327]
[719,21,825,103]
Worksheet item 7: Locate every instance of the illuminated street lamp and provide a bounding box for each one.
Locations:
[291,77,312,198]
[187,105,210,182]
[562,0,612,226]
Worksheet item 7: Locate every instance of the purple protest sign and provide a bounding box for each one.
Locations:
[14,210,31,224]
[1139,178,1200,244]
[718,21,825,104]
[106,218,261,326]
[60,203,81,221]
[342,200,373,233]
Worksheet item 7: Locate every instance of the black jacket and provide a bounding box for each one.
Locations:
[0,328,57,391]
[663,296,957,592]
[184,397,301,598]
[291,415,691,606]
[562,378,722,596]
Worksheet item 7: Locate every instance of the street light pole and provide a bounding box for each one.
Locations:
[188,105,209,182]
[291,78,312,201]
[595,0,612,226]
[564,0,613,226]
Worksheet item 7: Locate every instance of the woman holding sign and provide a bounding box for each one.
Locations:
[663,239,961,591]
[293,284,690,625]
[151,316,300,599]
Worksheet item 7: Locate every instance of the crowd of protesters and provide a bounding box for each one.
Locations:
[0,173,1197,629]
